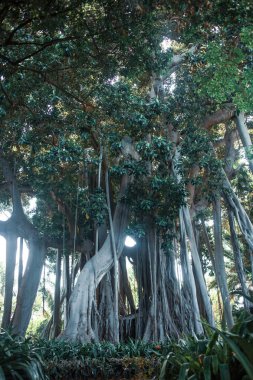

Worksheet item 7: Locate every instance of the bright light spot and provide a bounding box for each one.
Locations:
[160,38,172,52]
[125,235,136,247]
[26,197,37,215]
[0,211,11,221]
[205,219,214,227]
[107,75,119,85]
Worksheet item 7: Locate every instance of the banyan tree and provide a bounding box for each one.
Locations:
[0,0,253,342]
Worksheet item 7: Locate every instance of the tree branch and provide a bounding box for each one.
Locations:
[202,108,235,130]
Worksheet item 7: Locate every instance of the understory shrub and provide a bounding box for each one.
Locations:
[159,309,253,380]
[1,308,253,380]
[0,330,47,380]
[37,339,163,379]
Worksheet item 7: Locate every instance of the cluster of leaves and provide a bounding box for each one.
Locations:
[2,305,253,380]
[0,331,47,380]
[125,173,186,248]
[160,308,253,380]
[36,338,164,360]
[79,187,108,228]
[0,335,163,379]
[44,356,159,380]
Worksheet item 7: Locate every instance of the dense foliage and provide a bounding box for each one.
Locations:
[0,2,253,377]
[1,306,253,379]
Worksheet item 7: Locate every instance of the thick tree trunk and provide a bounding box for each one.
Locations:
[235,112,253,173]
[11,238,45,336]
[143,228,158,341]
[61,175,129,342]
[0,154,46,336]
[142,229,183,341]
[99,273,115,341]
[2,232,17,329]
[213,197,233,329]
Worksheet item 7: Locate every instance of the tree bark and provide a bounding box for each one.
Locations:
[222,174,253,252]
[119,256,135,313]
[52,248,62,338]
[105,168,119,343]
[18,237,23,292]
[61,175,130,342]
[11,238,45,335]
[182,205,215,327]
[235,112,253,173]
[1,232,17,329]
[179,209,203,334]
[0,154,46,335]
[213,196,233,329]
[201,218,216,274]
[227,207,250,309]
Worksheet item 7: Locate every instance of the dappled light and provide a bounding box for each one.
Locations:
[0,1,253,379]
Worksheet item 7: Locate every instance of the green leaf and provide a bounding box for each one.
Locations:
[211,355,219,376]
[203,356,212,380]
[219,363,231,380]
[0,367,6,379]
[205,331,219,355]
[218,332,253,380]
[178,363,190,380]
[159,354,171,380]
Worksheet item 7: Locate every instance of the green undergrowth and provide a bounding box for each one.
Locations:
[1,308,253,380]
[0,335,163,379]
[159,309,253,380]
[36,338,164,379]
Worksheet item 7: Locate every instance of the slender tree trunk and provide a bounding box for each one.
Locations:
[71,183,79,290]
[172,148,214,326]
[250,251,253,285]
[207,141,253,252]
[105,168,119,343]
[179,209,203,334]
[213,197,233,329]
[101,273,115,341]
[222,175,253,252]
[18,237,23,292]
[152,229,157,341]
[2,232,17,329]
[119,256,135,313]
[143,227,159,341]
[227,207,250,309]
[52,249,62,338]
[11,238,45,336]
[63,251,71,328]
[201,218,216,274]
[182,205,215,326]
[95,145,103,255]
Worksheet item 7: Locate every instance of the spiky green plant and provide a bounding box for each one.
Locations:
[0,330,47,380]
[159,294,253,380]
